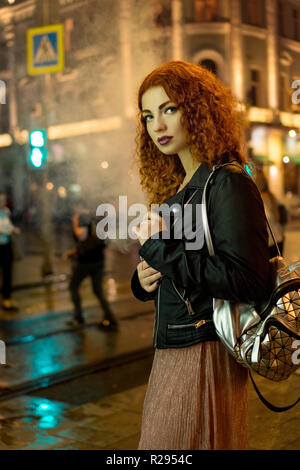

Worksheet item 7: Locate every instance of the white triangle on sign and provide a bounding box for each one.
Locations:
[35,35,57,64]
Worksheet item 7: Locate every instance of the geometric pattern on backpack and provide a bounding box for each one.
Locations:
[235,287,300,381]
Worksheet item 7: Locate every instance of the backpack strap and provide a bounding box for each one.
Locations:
[203,161,282,257]
[249,371,300,413]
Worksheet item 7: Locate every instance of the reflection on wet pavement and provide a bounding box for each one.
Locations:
[0,395,71,449]
[0,385,147,450]
[0,314,154,393]
[0,370,300,450]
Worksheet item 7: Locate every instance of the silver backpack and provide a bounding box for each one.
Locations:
[202,162,300,412]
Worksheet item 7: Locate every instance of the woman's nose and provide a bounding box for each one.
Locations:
[154,116,167,132]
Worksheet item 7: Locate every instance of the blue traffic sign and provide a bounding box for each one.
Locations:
[27,24,64,75]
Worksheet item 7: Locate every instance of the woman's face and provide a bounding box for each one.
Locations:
[141,86,189,156]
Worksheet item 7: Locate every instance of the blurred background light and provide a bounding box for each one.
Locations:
[46,182,54,191]
[57,186,67,198]
[270,165,278,177]
[288,129,297,138]
[69,184,81,193]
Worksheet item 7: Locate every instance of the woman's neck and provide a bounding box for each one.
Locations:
[175,148,201,194]
[178,148,201,182]
[176,164,201,194]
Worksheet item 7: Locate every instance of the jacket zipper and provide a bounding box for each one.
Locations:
[168,319,213,329]
[154,282,161,348]
[168,188,199,317]
[171,280,196,315]
[153,189,201,346]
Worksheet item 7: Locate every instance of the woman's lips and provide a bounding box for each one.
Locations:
[158,136,173,145]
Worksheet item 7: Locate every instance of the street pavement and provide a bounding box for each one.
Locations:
[0,222,299,450]
[0,368,299,450]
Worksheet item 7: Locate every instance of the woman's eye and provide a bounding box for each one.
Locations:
[142,107,176,123]
[166,106,177,113]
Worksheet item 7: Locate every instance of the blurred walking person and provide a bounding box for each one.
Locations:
[63,200,118,329]
[0,191,20,311]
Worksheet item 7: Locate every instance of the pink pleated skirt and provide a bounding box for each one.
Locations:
[138,341,249,450]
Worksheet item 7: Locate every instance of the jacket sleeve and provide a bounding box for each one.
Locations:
[139,171,270,305]
[131,268,157,302]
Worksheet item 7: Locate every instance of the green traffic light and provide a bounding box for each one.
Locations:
[28,129,48,168]
[30,148,44,168]
[29,130,46,147]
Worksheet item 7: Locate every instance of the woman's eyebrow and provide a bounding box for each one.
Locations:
[142,100,173,114]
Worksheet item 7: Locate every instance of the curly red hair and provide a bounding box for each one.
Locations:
[134,60,248,206]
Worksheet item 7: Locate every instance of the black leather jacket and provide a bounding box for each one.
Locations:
[131,162,270,349]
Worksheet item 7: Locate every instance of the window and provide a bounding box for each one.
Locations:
[247,68,260,107]
[292,8,300,41]
[278,1,285,37]
[200,59,218,75]
[194,0,218,22]
[248,0,261,26]
[243,0,265,27]
[184,0,230,23]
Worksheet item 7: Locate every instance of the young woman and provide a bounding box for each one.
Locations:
[131,61,270,450]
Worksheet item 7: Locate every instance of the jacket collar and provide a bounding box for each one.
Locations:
[185,162,212,190]
[164,162,212,207]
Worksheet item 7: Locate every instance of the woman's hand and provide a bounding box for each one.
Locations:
[137,259,163,293]
[133,211,167,246]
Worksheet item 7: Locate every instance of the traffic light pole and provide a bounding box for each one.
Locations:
[36,0,60,277]
[40,73,53,276]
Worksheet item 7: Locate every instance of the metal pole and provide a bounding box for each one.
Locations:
[36,0,59,276]
[40,73,53,276]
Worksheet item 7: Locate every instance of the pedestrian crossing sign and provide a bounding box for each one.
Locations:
[27,24,64,75]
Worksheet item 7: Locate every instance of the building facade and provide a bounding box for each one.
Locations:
[0,0,299,216]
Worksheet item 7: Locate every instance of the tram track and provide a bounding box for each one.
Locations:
[0,345,154,403]
[0,306,155,403]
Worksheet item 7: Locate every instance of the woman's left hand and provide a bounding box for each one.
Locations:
[133,211,167,246]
